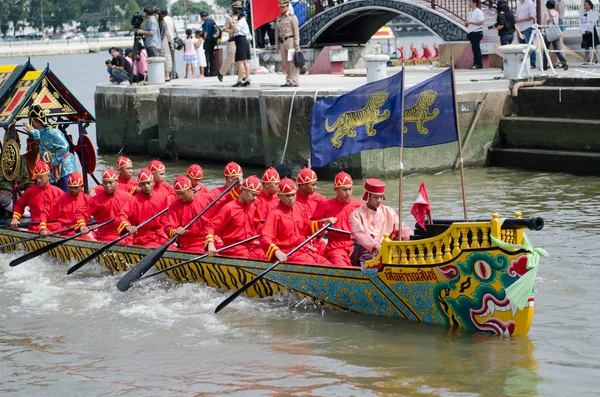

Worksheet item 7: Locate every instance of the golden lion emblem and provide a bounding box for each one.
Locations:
[325,91,390,148]
[403,90,440,135]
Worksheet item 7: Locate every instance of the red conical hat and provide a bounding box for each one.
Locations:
[362,178,386,201]
[224,161,242,176]
[137,168,153,183]
[241,175,262,193]
[148,159,165,173]
[67,172,84,187]
[102,168,119,181]
[277,177,297,194]
[34,161,50,176]
[173,175,192,192]
[334,171,353,188]
[261,167,280,183]
[187,164,204,180]
[296,167,317,185]
[117,156,132,169]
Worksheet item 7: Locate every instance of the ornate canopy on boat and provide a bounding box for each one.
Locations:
[0,64,95,128]
[0,61,34,103]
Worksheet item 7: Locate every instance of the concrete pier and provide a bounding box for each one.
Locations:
[95,67,512,177]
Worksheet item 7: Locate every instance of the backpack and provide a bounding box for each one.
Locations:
[209,18,222,43]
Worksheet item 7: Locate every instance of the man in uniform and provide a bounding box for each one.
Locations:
[275,1,301,87]
[312,171,362,267]
[254,167,280,221]
[11,161,63,232]
[259,178,335,265]
[296,167,327,253]
[349,178,412,267]
[92,156,138,196]
[187,164,210,194]
[24,105,77,191]
[205,175,264,259]
[149,159,177,204]
[165,175,212,252]
[116,168,170,247]
[205,161,243,216]
[80,168,133,242]
[39,172,91,238]
[218,1,242,82]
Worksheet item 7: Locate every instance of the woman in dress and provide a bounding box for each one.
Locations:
[231,7,251,87]
[580,0,599,63]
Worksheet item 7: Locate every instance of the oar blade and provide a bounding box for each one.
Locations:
[67,235,126,275]
[116,240,172,292]
[9,239,62,267]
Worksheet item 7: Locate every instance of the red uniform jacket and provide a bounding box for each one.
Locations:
[296,191,326,219]
[87,189,133,242]
[165,193,211,252]
[254,191,279,221]
[154,181,177,204]
[13,184,63,232]
[193,184,210,194]
[118,176,139,194]
[40,191,91,235]
[312,197,362,267]
[204,184,241,218]
[259,202,330,265]
[116,191,170,247]
[203,200,263,259]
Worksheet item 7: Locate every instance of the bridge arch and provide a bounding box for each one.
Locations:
[299,0,468,47]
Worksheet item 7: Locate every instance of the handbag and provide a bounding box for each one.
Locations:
[174,37,184,51]
[545,14,562,42]
[294,51,306,68]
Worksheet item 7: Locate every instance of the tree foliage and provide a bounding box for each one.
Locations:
[170,0,213,16]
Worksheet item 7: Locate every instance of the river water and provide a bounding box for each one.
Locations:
[1,54,599,396]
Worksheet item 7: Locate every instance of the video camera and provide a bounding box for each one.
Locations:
[131,13,145,29]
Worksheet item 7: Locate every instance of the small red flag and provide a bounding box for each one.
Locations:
[252,0,280,30]
[411,182,431,230]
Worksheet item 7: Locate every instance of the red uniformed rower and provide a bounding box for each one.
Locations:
[165,175,212,252]
[312,171,362,267]
[259,178,335,265]
[254,167,280,222]
[11,161,62,232]
[204,175,264,259]
[80,168,133,242]
[296,167,327,254]
[39,172,92,238]
[92,156,139,196]
[116,168,170,247]
[149,159,177,204]
[204,161,243,217]
[187,164,210,194]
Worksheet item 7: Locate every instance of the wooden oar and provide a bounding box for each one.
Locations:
[67,206,171,275]
[117,180,240,292]
[9,219,115,267]
[214,223,332,314]
[135,235,260,283]
[0,224,90,251]
[0,220,57,229]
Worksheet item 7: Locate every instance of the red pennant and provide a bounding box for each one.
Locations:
[411,182,431,231]
[252,0,280,30]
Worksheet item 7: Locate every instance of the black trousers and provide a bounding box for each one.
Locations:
[204,39,217,76]
[468,31,483,68]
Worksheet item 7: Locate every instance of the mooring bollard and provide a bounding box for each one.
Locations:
[147,56,166,84]
[497,44,535,79]
[364,54,390,83]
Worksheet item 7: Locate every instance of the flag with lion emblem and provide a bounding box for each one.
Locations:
[310,71,404,168]
[310,69,458,167]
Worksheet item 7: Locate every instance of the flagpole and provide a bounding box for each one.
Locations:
[249,0,257,67]
[399,62,406,230]
[450,51,468,218]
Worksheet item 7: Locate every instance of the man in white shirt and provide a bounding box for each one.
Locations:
[465,0,485,69]
[163,11,178,78]
[516,0,537,68]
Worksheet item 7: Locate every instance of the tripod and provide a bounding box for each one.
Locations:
[518,24,556,78]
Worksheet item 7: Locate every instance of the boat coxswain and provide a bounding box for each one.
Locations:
[312,171,362,267]
[24,105,77,191]
[254,167,280,222]
[115,168,170,247]
[259,177,335,265]
[204,175,264,259]
[39,172,91,238]
[11,161,63,232]
[80,168,134,242]
[149,160,177,204]
[349,178,413,267]
[187,164,210,194]
[165,175,212,252]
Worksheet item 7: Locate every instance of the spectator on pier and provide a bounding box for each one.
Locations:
[232,7,252,87]
[106,47,132,84]
[163,9,178,78]
[516,0,537,68]
[466,0,484,69]
[125,47,148,83]
[580,0,599,64]
[219,1,241,82]
[136,6,162,58]
[201,11,219,76]
[159,9,173,82]
[489,0,524,46]
[543,0,568,70]
[275,1,301,87]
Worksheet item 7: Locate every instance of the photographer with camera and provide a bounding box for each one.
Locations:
[106,47,133,84]
[135,6,162,58]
